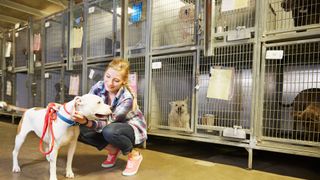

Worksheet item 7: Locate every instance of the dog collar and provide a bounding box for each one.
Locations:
[57,112,76,126]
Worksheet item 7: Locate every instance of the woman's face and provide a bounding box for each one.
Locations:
[104,68,125,94]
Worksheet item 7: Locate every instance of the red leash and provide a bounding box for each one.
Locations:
[39,103,58,155]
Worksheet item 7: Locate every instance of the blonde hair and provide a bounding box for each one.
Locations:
[106,58,138,111]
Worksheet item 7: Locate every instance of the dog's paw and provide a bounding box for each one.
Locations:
[12,166,21,173]
[66,170,75,178]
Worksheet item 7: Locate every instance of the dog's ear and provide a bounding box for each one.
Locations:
[74,96,83,106]
[184,97,189,103]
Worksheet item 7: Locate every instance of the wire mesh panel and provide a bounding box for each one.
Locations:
[209,0,256,45]
[32,68,42,107]
[87,61,107,91]
[64,64,83,102]
[150,54,194,131]
[198,44,254,137]
[87,0,115,58]
[3,72,14,104]
[15,72,29,108]
[262,40,320,143]
[0,38,2,70]
[4,32,14,70]
[71,5,84,62]
[15,27,29,68]
[45,12,67,64]
[128,56,145,113]
[152,0,196,48]
[127,0,147,55]
[45,68,63,105]
[33,21,42,67]
[265,0,320,33]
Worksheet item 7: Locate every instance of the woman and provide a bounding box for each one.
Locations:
[72,58,147,176]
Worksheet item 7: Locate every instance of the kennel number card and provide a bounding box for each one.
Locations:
[207,67,234,100]
[266,50,283,59]
[152,62,162,69]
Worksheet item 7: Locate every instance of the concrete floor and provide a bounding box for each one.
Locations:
[0,117,319,180]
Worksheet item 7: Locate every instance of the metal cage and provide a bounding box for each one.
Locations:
[15,72,29,108]
[152,0,196,49]
[265,0,320,34]
[87,0,115,59]
[261,39,320,144]
[14,27,29,68]
[44,12,67,64]
[197,44,254,138]
[64,64,83,102]
[44,68,63,105]
[149,53,195,131]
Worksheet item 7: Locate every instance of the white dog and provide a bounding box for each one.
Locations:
[168,98,190,129]
[0,94,112,180]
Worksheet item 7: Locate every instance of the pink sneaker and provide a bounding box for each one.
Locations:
[122,154,143,176]
[101,149,120,168]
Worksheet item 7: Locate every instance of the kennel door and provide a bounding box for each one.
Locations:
[149,53,196,133]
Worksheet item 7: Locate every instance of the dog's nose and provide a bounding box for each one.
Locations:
[178,107,182,112]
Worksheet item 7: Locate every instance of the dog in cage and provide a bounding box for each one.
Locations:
[168,98,190,129]
[280,88,320,136]
[178,4,195,42]
[281,0,320,27]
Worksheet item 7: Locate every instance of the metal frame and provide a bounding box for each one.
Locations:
[0,0,319,169]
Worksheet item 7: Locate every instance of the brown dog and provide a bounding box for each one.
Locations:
[280,88,320,137]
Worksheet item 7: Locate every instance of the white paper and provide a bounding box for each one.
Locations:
[45,22,50,28]
[89,69,95,79]
[221,0,248,12]
[6,81,12,96]
[5,42,11,57]
[207,67,234,100]
[152,62,162,69]
[33,33,41,51]
[89,7,95,14]
[15,23,20,29]
[72,27,83,48]
[44,73,50,78]
[69,75,80,95]
[266,50,284,59]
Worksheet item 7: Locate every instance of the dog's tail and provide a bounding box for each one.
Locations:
[0,101,28,112]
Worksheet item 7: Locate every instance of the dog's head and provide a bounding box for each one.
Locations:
[0,101,8,109]
[74,94,112,120]
[169,98,189,115]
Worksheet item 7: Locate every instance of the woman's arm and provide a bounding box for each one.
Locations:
[110,98,133,122]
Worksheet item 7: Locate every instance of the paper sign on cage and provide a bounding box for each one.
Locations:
[72,27,83,48]
[6,81,12,96]
[207,67,234,100]
[5,42,11,57]
[221,0,248,12]
[33,33,41,51]
[128,72,138,96]
[69,75,80,95]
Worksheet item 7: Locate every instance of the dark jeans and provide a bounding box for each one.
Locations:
[78,122,135,155]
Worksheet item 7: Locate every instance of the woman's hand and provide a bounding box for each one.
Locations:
[72,111,88,125]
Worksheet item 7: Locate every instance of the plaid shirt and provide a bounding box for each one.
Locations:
[89,81,147,145]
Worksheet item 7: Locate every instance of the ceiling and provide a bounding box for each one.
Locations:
[0,0,76,32]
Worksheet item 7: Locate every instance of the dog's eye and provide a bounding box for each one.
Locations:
[98,101,101,104]
[182,104,184,107]
[175,104,178,106]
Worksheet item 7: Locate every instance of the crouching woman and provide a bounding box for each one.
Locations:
[72,58,147,176]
